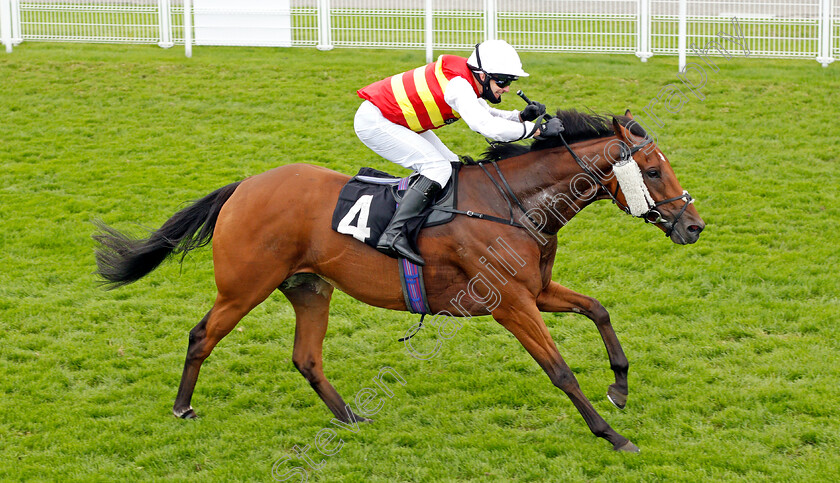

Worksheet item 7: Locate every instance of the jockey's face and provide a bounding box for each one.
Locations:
[490,79,512,99]
[478,73,511,102]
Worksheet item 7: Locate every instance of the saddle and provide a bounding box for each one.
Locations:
[330,162,461,249]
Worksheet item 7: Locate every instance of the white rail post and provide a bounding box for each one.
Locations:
[317,0,333,51]
[158,0,174,48]
[636,0,652,62]
[184,0,192,58]
[678,0,687,71]
[10,0,20,46]
[484,0,496,41]
[1,0,12,53]
[425,0,433,63]
[817,0,834,67]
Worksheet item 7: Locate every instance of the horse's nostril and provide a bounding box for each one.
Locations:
[687,224,704,234]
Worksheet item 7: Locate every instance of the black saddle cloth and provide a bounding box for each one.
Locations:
[330,163,460,249]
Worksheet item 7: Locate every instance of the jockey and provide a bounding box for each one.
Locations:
[354,39,547,266]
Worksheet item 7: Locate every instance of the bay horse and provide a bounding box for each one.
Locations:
[94,110,704,452]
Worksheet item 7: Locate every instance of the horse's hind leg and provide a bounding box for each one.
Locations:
[281,274,370,423]
[173,290,273,419]
[537,281,629,409]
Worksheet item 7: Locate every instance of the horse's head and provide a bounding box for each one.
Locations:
[609,111,705,244]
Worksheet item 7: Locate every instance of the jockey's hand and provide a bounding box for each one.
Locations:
[520,101,546,122]
[538,117,565,138]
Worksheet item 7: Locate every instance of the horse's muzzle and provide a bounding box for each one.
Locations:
[669,218,705,245]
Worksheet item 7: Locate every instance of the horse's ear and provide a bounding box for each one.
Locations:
[624,109,634,119]
[612,116,630,144]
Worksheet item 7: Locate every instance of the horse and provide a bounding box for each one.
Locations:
[93,109,704,452]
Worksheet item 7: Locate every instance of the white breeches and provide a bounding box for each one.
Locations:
[354,100,457,188]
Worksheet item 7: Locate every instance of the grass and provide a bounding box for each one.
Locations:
[1,43,838,481]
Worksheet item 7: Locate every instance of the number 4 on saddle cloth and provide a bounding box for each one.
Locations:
[330,163,462,315]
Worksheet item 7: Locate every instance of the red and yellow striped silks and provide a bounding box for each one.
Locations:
[357,55,479,132]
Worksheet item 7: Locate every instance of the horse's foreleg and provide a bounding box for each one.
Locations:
[494,302,638,452]
[536,281,629,409]
[281,274,371,424]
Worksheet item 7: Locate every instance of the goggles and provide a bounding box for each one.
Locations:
[488,73,517,88]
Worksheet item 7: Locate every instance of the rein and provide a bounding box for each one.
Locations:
[555,130,649,214]
[433,115,694,239]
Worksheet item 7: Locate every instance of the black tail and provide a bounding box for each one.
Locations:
[93,181,242,289]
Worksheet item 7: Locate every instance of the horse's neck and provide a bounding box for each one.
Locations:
[469,138,617,234]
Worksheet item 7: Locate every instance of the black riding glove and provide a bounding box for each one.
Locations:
[538,117,565,138]
[520,101,546,122]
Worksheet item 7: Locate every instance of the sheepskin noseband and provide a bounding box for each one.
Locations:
[612,159,655,217]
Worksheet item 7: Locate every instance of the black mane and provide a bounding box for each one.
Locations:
[468,109,647,164]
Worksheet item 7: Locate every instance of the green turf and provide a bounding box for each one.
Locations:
[1,43,838,481]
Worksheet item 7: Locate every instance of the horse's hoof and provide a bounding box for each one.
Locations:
[607,385,627,409]
[173,406,198,419]
[614,441,640,453]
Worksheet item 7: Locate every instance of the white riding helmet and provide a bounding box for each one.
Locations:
[467,39,529,78]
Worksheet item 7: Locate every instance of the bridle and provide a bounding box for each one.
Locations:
[441,116,694,239]
[555,126,694,238]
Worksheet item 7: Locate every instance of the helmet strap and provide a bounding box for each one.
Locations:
[472,70,502,104]
[469,43,502,104]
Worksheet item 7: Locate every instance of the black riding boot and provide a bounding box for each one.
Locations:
[376,175,441,266]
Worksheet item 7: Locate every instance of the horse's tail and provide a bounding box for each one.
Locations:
[93,181,242,289]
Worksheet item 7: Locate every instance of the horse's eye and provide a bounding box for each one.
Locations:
[645,169,660,179]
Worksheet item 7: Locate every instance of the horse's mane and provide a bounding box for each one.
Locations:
[463,109,647,164]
